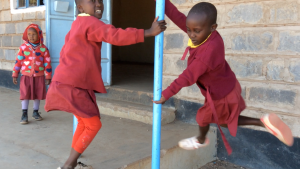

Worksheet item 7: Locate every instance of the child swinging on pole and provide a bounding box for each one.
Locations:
[44,0,166,168]
[153,0,294,154]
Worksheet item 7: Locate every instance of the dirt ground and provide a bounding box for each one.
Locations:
[200,160,248,169]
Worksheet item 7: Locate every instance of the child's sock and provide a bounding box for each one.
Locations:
[33,99,40,111]
[21,100,29,110]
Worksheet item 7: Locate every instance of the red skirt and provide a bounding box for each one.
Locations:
[196,80,246,137]
[20,75,46,100]
[44,81,100,118]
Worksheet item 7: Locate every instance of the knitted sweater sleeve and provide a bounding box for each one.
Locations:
[165,0,187,33]
[162,58,208,100]
[43,47,52,79]
[86,18,144,46]
[12,46,24,78]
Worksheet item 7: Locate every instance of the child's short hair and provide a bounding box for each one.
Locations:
[188,2,217,25]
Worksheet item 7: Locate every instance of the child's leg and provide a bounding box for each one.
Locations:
[72,116,102,153]
[236,115,293,146]
[33,99,40,110]
[71,115,85,149]
[197,125,210,144]
[238,115,264,127]
[62,115,102,169]
[220,116,264,128]
[20,100,29,124]
[32,99,42,120]
[62,115,85,169]
[21,100,29,110]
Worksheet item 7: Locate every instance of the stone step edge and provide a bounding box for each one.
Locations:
[98,87,154,107]
[96,98,176,125]
[118,130,217,169]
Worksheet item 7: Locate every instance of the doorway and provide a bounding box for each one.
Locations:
[111,0,156,93]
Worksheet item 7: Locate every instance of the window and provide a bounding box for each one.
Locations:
[18,0,44,8]
[10,0,46,14]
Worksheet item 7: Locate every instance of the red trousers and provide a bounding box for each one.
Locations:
[72,115,102,154]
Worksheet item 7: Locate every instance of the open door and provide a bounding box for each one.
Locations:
[45,0,74,75]
[99,0,112,86]
[46,0,112,86]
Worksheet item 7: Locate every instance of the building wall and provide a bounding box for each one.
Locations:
[163,0,300,137]
[0,0,46,72]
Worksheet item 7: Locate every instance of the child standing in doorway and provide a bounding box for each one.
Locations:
[153,0,294,154]
[44,0,166,168]
[12,24,52,125]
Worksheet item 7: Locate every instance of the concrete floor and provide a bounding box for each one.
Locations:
[0,87,215,169]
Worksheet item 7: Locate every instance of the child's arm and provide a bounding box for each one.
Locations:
[165,0,187,33]
[43,47,52,84]
[12,47,25,84]
[154,58,209,104]
[87,17,166,45]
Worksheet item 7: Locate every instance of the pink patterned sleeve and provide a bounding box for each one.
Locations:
[43,47,52,79]
[12,47,24,78]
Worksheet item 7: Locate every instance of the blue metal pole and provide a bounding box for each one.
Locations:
[73,2,78,135]
[73,116,78,134]
[152,0,165,168]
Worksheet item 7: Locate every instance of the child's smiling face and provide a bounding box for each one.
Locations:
[27,28,39,43]
[186,13,217,46]
[77,0,104,19]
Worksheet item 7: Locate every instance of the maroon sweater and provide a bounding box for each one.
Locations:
[162,0,237,101]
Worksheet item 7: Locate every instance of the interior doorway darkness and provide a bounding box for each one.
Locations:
[111,0,155,92]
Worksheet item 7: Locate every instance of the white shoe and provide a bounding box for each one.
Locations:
[178,136,209,150]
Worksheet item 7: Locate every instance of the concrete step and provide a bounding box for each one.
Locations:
[97,87,203,125]
[96,97,176,125]
[98,87,154,107]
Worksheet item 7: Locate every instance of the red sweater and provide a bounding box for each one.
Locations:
[12,42,52,79]
[162,0,237,101]
[52,14,144,93]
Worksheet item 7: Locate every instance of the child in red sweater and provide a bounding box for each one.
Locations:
[12,24,52,124]
[44,0,166,168]
[154,0,293,154]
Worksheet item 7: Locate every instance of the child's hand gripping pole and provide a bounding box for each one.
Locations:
[153,95,167,104]
[145,16,167,37]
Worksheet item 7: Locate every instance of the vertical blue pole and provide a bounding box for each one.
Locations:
[152,0,165,169]
[73,2,78,135]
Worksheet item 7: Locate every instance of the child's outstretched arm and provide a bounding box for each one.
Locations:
[87,17,166,45]
[153,58,209,104]
[164,0,187,33]
[12,46,25,85]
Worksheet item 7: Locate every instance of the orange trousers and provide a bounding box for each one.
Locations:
[72,115,102,154]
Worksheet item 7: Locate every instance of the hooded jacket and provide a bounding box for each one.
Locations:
[12,24,52,79]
